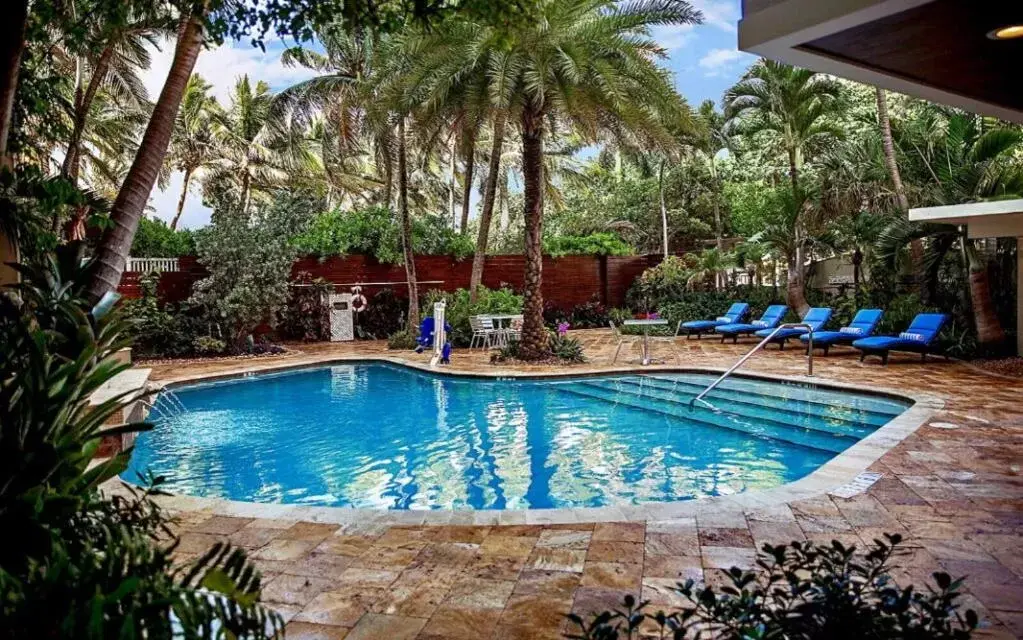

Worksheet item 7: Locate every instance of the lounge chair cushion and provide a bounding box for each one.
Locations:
[681,319,724,331]
[840,327,864,335]
[755,327,803,340]
[852,336,909,350]
[801,330,855,345]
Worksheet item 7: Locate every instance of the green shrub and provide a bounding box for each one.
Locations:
[549,332,586,363]
[569,534,976,640]
[277,273,331,342]
[626,255,697,312]
[129,216,196,257]
[293,206,474,262]
[608,307,634,325]
[543,232,633,257]
[0,247,279,638]
[387,328,418,350]
[119,273,212,359]
[422,286,523,347]
[355,289,409,339]
[192,335,226,355]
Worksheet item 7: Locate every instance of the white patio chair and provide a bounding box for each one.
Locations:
[502,315,523,344]
[469,315,498,349]
[650,320,683,365]
[608,321,640,364]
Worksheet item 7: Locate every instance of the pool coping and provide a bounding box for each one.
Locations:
[110,355,944,528]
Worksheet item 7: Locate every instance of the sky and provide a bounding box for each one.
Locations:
[142,0,757,230]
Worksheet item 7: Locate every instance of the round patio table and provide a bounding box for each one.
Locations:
[623,318,669,365]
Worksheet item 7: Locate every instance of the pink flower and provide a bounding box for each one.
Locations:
[557,322,570,336]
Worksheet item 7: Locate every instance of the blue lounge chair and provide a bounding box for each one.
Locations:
[414,316,452,353]
[800,308,884,355]
[754,307,832,350]
[679,302,750,339]
[852,313,948,365]
[715,305,788,343]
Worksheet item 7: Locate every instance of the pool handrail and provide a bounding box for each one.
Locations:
[690,323,814,409]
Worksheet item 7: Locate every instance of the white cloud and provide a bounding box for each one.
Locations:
[698,47,754,76]
[140,39,317,228]
[690,0,740,33]
[652,24,696,51]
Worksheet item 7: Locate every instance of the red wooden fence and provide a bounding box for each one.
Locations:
[117,254,665,310]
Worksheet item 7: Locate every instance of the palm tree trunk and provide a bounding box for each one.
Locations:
[658,159,669,256]
[469,111,506,302]
[711,156,724,287]
[460,126,476,233]
[62,41,116,183]
[518,107,548,360]
[786,252,809,315]
[876,88,909,212]
[498,168,509,231]
[448,130,457,229]
[968,260,1006,345]
[85,10,205,303]
[787,146,800,196]
[0,0,29,167]
[170,167,192,230]
[397,118,419,330]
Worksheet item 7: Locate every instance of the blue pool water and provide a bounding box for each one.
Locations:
[124,363,910,510]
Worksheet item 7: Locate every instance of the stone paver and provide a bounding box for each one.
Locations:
[144,332,1023,638]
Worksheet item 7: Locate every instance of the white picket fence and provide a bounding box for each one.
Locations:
[126,257,180,273]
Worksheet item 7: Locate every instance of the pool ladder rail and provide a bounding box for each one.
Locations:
[689,323,814,410]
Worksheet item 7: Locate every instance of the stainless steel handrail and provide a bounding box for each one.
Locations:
[689,323,814,409]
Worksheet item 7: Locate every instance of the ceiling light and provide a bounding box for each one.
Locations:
[988,24,1023,40]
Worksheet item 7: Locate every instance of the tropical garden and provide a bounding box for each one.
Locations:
[0,0,1015,635]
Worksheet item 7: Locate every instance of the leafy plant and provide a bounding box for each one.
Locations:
[129,216,196,257]
[191,196,300,348]
[568,534,976,640]
[544,232,633,257]
[192,335,227,355]
[549,332,586,363]
[278,272,331,342]
[608,307,634,325]
[0,245,280,638]
[422,286,524,347]
[387,328,418,349]
[355,288,410,339]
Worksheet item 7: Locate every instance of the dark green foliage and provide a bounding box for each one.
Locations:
[278,273,331,342]
[293,206,473,262]
[549,332,586,363]
[422,287,523,347]
[387,328,418,349]
[545,297,611,330]
[608,307,634,325]
[355,288,410,339]
[129,216,196,257]
[656,287,788,332]
[0,246,280,639]
[119,273,215,359]
[544,233,633,257]
[568,535,977,640]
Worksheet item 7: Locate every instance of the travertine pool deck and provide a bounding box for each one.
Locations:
[139,331,1023,639]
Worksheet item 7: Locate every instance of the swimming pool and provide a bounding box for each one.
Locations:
[124,363,911,510]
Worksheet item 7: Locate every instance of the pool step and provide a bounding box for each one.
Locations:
[642,374,906,420]
[557,384,847,455]
[578,380,862,451]
[601,377,878,436]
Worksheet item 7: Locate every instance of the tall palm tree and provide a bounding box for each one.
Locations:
[204,75,284,215]
[493,0,701,359]
[696,100,730,253]
[725,60,843,196]
[165,74,219,229]
[879,109,1023,345]
[725,60,843,313]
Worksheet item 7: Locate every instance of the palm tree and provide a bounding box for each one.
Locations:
[86,7,206,302]
[165,74,220,230]
[204,75,283,215]
[725,60,843,196]
[725,60,843,313]
[879,109,1023,345]
[495,0,701,358]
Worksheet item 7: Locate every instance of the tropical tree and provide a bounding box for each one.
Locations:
[494,0,701,359]
[879,109,1023,345]
[166,74,220,229]
[725,60,843,196]
[725,60,843,313]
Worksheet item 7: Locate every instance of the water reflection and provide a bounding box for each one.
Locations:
[124,365,904,509]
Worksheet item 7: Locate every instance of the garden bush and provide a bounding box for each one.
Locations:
[387,328,418,349]
[278,272,331,342]
[422,286,523,347]
[129,216,196,257]
[119,273,214,359]
[355,288,410,339]
[569,534,976,640]
[543,232,633,257]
